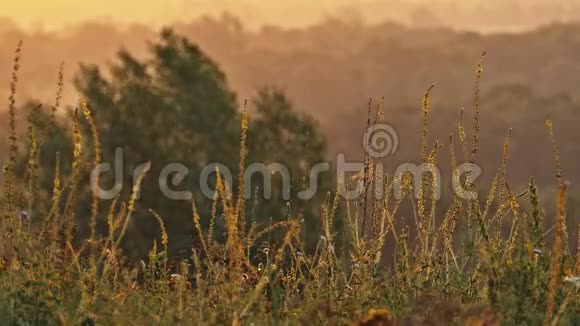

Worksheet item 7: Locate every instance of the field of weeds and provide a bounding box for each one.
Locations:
[0,40,579,326]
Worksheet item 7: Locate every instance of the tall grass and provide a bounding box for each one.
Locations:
[0,44,579,326]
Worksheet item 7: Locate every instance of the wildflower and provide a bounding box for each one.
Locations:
[296,251,303,257]
[354,263,360,269]
[263,247,270,255]
[19,210,29,222]
[327,244,334,253]
[169,274,186,288]
[563,276,580,287]
[533,248,542,255]
[320,235,327,244]
[170,274,183,281]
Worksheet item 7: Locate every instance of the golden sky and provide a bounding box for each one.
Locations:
[1,0,389,30]
[1,0,578,32]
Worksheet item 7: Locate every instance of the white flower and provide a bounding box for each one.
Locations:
[327,244,334,253]
[564,276,580,287]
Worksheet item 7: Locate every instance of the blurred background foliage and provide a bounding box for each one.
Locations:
[2,16,580,259]
[17,28,332,259]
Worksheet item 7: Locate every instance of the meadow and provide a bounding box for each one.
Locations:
[0,38,579,326]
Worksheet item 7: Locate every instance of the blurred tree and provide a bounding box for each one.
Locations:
[73,28,330,258]
[246,88,332,254]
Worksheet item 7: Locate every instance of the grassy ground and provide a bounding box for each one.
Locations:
[1,50,579,326]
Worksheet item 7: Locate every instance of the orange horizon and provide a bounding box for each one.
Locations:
[2,0,580,33]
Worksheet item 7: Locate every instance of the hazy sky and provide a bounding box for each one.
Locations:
[3,0,579,32]
[2,0,395,29]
